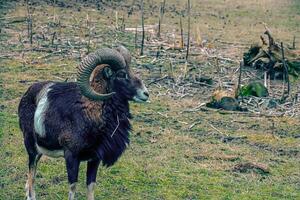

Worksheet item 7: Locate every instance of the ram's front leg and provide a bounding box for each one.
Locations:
[65,150,80,200]
[86,159,100,200]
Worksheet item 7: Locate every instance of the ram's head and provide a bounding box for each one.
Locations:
[77,46,149,103]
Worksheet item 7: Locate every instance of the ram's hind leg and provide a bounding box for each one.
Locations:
[23,129,41,200]
[26,152,41,200]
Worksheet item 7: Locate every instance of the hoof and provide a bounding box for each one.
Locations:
[25,182,36,200]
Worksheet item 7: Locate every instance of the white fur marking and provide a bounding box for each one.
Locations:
[36,144,64,158]
[25,168,36,200]
[34,83,53,137]
[68,183,77,200]
[87,182,96,200]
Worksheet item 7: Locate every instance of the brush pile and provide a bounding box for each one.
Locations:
[243,26,300,79]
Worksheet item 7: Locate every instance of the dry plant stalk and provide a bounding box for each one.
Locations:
[121,15,125,31]
[236,62,243,98]
[169,59,174,78]
[86,14,91,54]
[292,36,296,49]
[140,0,145,56]
[183,62,188,78]
[115,11,119,30]
[185,0,191,61]
[26,0,33,45]
[179,16,184,49]
[157,0,166,38]
[51,32,56,45]
[281,42,290,98]
[195,25,202,46]
[135,24,138,49]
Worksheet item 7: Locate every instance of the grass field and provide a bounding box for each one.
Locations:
[0,0,299,199]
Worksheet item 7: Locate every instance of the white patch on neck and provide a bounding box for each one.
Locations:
[36,144,64,158]
[34,83,53,137]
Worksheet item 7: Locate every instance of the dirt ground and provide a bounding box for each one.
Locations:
[0,0,299,199]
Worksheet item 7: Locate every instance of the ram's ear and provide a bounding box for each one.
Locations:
[102,67,114,79]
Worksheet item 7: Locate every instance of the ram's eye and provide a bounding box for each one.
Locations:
[116,71,128,79]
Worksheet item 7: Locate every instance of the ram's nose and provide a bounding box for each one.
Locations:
[133,86,149,103]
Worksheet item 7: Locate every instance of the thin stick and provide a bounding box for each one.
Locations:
[156,44,162,58]
[260,35,267,45]
[26,0,33,45]
[135,24,138,49]
[169,59,174,78]
[115,11,118,30]
[208,122,228,136]
[140,0,145,56]
[235,62,243,98]
[264,71,267,87]
[180,16,184,49]
[86,14,91,54]
[162,0,166,14]
[157,0,166,38]
[51,31,56,45]
[111,114,120,137]
[121,14,125,31]
[292,36,296,49]
[216,58,222,89]
[185,0,191,61]
[157,3,162,38]
[281,42,290,97]
[263,24,274,46]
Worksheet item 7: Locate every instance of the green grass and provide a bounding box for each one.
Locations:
[293,0,300,15]
[0,0,300,199]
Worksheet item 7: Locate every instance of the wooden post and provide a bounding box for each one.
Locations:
[140,0,145,56]
[185,0,191,61]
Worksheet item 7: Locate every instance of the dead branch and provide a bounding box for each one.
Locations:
[263,24,274,46]
[281,42,290,97]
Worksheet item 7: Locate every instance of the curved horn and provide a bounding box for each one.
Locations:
[77,48,126,101]
[115,45,131,67]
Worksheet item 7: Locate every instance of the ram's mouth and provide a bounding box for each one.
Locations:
[133,96,148,103]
